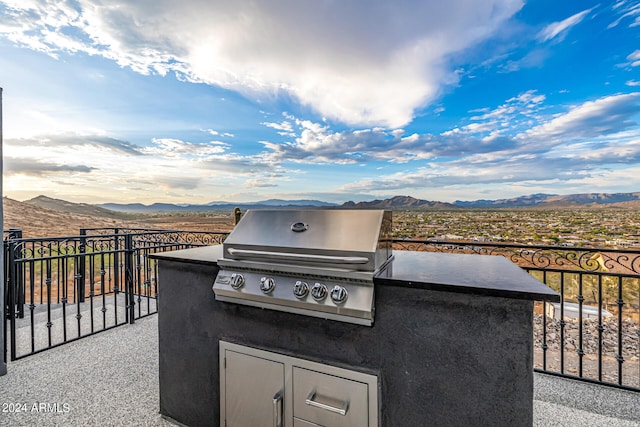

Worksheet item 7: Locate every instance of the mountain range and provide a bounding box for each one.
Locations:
[98,198,339,213]
[453,192,640,208]
[21,192,640,215]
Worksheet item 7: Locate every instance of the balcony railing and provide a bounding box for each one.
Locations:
[393,239,640,391]
[3,228,226,361]
[3,230,639,392]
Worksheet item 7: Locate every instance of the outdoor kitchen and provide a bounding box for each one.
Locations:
[150,209,559,426]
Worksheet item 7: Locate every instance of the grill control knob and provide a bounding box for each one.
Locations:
[330,285,348,304]
[260,277,276,294]
[293,281,309,299]
[310,283,328,301]
[230,273,245,290]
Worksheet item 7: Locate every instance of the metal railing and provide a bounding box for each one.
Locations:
[393,239,640,391]
[4,230,638,392]
[3,228,227,361]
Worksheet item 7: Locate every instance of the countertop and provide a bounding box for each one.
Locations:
[150,245,559,302]
[150,245,224,264]
[375,250,559,301]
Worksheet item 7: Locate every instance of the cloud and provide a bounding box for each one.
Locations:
[244,178,279,188]
[206,129,234,138]
[523,93,640,141]
[262,125,517,164]
[337,143,640,194]
[5,157,95,176]
[143,138,229,158]
[262,120,295,137]
[0,0,525,127]
[5,133,143,155]
[499,49,548,73]
[257,92,640,170]
[467,90,546,127]
[253,90,640,197]
[627,49,640,67]
[147,175,201,190]
[4,87,640,204]
[538,7,595,42]
[608,0,640,29]
[1,131,292,197]
[137,138,296,188]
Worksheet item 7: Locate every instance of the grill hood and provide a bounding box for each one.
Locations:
[221,209,392,273]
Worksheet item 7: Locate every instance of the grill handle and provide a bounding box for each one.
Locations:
[227,248,370,265]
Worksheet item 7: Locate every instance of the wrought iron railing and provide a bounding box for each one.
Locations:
[393,239,640,391]
[3,228,227,361]
[4,231,638,392]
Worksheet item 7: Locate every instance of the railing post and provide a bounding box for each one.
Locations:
[541,271,548,371]
[3,229,22,365]
[78,229,87,303]
[7,235,17,361]
[125,234,135,324]
[8,230,24,319]
[2,235,8,367]
[113,228,120,296]
[615,276,624,385]
[2,236,6,367]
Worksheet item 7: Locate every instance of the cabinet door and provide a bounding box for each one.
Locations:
[224,350,285,427]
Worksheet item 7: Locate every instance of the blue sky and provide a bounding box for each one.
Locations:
[0,0,639,204]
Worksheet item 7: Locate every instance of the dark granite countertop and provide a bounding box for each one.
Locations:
[151,245,559,302]
[376,251,559,302]
[150,245,224,265]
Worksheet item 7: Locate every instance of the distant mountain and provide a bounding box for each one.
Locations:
[546,192,640,204]
[339,192,640,210]
[99,199,338,213]
[454,192,640,208]
[25,191,640,217]
[241,199,337,207]
[6,197,149,237]
[341,195,457,209]
[454,193,554,208]
[25,195,136,219]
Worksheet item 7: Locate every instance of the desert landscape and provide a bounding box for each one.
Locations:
[5,195,640,248]
[3,197,235,238]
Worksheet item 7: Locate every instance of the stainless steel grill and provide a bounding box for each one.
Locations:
[212,209,392,325]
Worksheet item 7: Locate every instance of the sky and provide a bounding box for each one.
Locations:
[0,0,639,205]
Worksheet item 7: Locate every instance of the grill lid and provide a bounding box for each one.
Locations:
[222,209,392,272]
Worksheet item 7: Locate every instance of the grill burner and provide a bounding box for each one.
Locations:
[212,209,392,325]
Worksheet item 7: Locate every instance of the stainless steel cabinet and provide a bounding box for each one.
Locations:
[224,350,285,427]
[220,341,378,427]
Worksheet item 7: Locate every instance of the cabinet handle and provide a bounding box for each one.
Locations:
[273,391,283,427]
[305,390,348,416]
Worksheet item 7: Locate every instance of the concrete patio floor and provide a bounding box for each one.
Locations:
[1,315,638,426]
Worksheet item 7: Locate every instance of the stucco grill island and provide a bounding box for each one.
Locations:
[151,208,559,427]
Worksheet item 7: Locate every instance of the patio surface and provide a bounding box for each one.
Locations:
[1,315,638,426]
